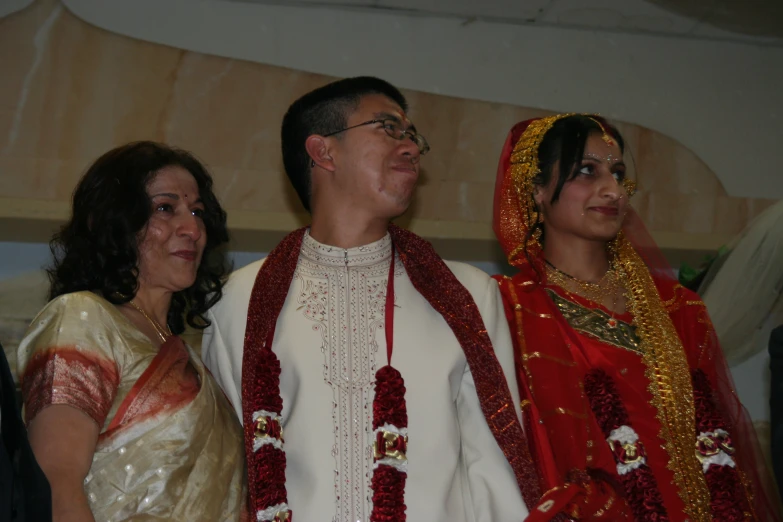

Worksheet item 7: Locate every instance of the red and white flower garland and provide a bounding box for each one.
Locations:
[584,368,669,521]
[247,247,408,522]
[368,250,409,522]
[583,367,754,521]
[369,365,409,521]
[692,369,750,520]
[249,344,290,522]
[241,226,541,522]
[606,425,647,476]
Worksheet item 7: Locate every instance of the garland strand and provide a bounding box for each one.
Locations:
[370,365,408,521]
[250,344,290,521]
[584,368,669,521]
[692,369,750,520]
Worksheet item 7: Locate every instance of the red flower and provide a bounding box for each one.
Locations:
[370,465,407,522]
[619,466,668,521]
[584,369,629,432]
[254,444,288,510]
[373,365,408,430]
[705,466,746,521]
[254,349,283,414]
[692,369,723,433]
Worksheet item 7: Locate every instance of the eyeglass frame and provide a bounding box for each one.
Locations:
[322,118,430,156]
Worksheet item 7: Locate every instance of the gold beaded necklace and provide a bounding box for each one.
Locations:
[128,300,172,343]
[545,260,625,314]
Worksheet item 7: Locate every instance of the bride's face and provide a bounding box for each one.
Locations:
[535,133,629,244]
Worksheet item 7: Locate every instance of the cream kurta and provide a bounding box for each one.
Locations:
[203,232,528,522]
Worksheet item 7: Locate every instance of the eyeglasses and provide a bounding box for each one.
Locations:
[323,118,430,155]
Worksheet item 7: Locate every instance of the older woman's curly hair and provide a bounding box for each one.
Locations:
[48,141,230,334]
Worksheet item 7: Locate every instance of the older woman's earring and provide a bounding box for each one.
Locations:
[310,159,315,168]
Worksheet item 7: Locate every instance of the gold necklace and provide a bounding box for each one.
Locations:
[545,260,625,313]
[128,300,172,343]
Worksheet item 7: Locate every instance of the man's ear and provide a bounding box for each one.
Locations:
[305,135,335,172]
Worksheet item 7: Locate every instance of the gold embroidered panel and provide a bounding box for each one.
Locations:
[546,289,642,355]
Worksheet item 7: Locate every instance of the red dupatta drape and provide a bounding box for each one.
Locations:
[492,116,781,521]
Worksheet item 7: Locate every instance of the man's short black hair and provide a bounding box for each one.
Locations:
[281,76,408,212]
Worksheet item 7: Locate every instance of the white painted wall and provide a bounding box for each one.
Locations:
[0,0,34,18]
[61,0,783,199]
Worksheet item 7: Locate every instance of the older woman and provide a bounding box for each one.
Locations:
[492,115,780,520]
[17,142,246,522]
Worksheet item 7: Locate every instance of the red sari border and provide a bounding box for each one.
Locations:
[21,346,119,427]
[106,336,199,433]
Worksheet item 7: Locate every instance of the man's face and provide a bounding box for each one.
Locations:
[327,94,422,220]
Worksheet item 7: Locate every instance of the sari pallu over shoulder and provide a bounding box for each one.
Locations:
[89,337,247,521]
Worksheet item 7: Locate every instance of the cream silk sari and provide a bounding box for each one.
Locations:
[17,291,246,521]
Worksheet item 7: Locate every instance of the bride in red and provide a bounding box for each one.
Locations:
[493,114,781,521]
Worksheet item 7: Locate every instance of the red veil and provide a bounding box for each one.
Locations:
[493,116,781,520]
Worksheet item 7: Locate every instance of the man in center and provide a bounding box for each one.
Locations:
[202,77,536,521]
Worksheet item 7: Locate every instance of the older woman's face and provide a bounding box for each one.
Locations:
[137,166,207,294]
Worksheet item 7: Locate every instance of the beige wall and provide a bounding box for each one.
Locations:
[0,0,776,261]
[62,0,783,201]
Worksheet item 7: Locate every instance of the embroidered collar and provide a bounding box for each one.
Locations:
[300,230,392,268]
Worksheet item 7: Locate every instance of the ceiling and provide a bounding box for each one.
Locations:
[229,0,783,46]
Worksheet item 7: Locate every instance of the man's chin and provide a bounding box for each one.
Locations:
[384,208,410,224]
[391,196,415,220]
[373,193,412,219]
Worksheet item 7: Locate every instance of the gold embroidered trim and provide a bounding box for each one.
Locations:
[616,236,712,521]
[514,302,553,319]
[505,281,535,391]
[661,284,683,308]
[539,407,588,420]
[546,289,642,355]
[521,351,578,367]
[509,115,576,255]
